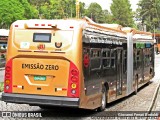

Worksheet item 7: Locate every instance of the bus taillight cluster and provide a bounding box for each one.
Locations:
[67,62,79,98]
[4,59,12,93]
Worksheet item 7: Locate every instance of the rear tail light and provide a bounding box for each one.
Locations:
[71,83,77,89]
[5,80,10,85]
[67,62,79,98]
[5,85,10,90]
[4,59,12,93]
[71,89,76,94]
[71,76,78,82]
[71,69,78,76]
[5,73,11,79]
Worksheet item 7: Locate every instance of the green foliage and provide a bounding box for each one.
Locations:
[30,0,77,19]
[19,0,38,19]
[110,0,134,27]
[102,10,113,23]
[137,0,160,32]
[85,3,103,23]
[0,82,4,92]
[0,0,25,28]
[0,0,39,28]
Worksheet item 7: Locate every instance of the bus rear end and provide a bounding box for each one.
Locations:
[2,20,82,108]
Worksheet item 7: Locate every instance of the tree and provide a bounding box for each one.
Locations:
[0,0,25,28]
[137,0,160,32]
[19,0,38,19]
[110,0,134,27]
[79,2,85,18]
[37,0,77,19]
[28,0,50,7]
[28,0,85,19]
[102,10,113,23]
[85,3,104,23]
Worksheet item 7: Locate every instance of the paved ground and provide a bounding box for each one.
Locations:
[152,54,160,112]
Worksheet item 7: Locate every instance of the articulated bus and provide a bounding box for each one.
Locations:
[2,18,154,111]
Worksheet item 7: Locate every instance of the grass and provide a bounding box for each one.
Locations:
[0,82,4,92]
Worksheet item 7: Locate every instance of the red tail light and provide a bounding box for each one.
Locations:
[67,62,79,98]
[4,59,12,93]
[71,69,78,76]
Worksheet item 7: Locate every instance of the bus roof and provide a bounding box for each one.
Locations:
[83,17,126,34]
[153,33,160,37]
[12,17,127,38]
[122,27,153,40]
[99,24,122,30]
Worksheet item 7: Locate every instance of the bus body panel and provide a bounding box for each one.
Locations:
[12,58,69,96]
[14,29,74,51]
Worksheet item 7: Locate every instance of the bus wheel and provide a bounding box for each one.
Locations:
[97,86,106,112]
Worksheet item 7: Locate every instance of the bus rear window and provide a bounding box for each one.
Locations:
[33,33,51,42]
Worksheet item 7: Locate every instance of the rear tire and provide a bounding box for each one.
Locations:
[97,86,106,112]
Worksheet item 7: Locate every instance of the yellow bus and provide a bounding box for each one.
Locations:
[2,18,154,111]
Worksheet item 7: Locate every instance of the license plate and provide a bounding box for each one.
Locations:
[34,76,46,81]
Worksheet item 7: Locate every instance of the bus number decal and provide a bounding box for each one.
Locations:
[22,63,59,70]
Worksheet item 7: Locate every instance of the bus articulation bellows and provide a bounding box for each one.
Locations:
[2,17,154,111]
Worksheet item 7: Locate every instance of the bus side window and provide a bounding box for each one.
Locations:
[134,49,137,69]
[102,49,110,69]
[143,48,149,67]
[137,50,140,60]
[111,50,115,68]
[136,49,142,68]
[123,50,127,73]
[90,48,101,71]
[150,48,153,63]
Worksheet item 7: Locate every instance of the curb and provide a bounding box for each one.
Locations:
[147,81,160,114]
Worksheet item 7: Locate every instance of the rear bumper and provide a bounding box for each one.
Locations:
[2,93,79,107]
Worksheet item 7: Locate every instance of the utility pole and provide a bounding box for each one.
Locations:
[76,0,80,19]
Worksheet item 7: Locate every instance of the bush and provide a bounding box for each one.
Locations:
[0,82,4,92]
